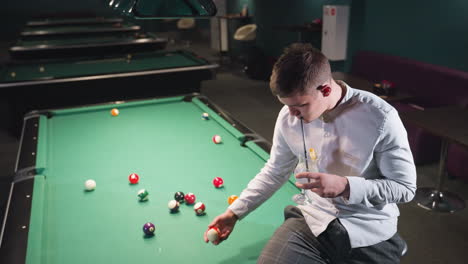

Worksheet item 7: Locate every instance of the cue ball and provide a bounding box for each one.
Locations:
[39,66,45,72]
[213,177,224,188]
[184,193,196,204]
[168,200,180,212]
[143,222,155,235]
[207,227,220,243]
[174,191,185,203]
[194,202,206,215]
[84,179,96,191]
[10,72,16,78]
[202,113,209,120]
[212,135,222,144]
[110,108,119,116]
[228,195,238,205]
[128,173,139,184]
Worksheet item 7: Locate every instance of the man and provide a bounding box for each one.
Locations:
[204,43,416,263]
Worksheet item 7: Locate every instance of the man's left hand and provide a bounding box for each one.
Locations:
[295,172,350,199]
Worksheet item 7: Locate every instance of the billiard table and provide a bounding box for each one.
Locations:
[0,49,218,135]
[0,94,299,264]
[10,33,168,60]
[20,22,141,41]
[26,17,124,27]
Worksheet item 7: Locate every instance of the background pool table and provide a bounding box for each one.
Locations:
[26,17,124,27]
[0,94,299,264]
[0,49,218,135]
[20,22,141,40]
[9,33,168,61]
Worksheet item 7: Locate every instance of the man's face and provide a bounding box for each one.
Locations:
[277,89,326,123]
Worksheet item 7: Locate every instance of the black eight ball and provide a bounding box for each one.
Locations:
[174,191,185,203]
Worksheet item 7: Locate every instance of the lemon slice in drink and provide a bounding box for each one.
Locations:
[309,148,317,161]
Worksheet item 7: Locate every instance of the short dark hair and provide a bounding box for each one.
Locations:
[270,43,331,97]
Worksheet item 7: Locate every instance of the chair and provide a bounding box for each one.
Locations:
[234,24,257,41]
[177,18,196,47]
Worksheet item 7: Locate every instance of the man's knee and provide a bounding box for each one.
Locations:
[284,205,303,220]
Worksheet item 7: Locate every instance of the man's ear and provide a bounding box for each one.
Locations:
[318,85,331,97]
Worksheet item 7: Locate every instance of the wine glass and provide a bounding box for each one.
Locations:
[292,149,318,205]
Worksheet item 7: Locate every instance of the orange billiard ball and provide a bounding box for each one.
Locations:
[110,108,119,116]
[228,195,238,205]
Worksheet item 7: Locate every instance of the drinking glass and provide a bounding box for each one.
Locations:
[292,148,319,204]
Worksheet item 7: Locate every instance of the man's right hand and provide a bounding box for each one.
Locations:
[203,209,239,245]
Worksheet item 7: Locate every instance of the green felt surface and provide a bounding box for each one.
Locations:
[25,96,299,264]
[0,50,206,83]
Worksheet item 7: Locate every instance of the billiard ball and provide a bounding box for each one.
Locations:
[137,189,149,201]
[194,202,206,215]
[143,222,155,235]
[228,195,238,205]
[212,135,222,144]
[39,66,45,72]
[10,72,16,78]
[128,173,139,184]
[207,227,221,243]
[213,177,224,188]
[184,193,196,204]
[110,108,119,116]
[174,191,185,203]
[84,179,96,191]
[168,200,180,212]
[202,113,209,120]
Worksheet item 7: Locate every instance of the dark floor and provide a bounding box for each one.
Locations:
[1,35,468,263]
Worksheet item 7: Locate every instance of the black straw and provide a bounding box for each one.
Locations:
[300,117,309,171]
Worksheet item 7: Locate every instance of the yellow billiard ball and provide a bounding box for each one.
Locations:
[110,108,119,116]
[228,195,238,205]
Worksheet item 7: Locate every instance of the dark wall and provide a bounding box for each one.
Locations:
[349,0,468,72]
[229,0,468,72]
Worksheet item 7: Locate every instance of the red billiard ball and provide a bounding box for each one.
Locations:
[213,177,224,188]
[207,227,221,243]
[129,173,139,184]
[194,202,206,215]
[168,200,180,213]
[212,135,222,144]
[184,193,196,204]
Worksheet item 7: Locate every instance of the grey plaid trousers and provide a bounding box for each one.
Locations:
[257,206,405,264]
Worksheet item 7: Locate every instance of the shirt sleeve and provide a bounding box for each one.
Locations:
[229,109,298,219]
[346,108,417,207]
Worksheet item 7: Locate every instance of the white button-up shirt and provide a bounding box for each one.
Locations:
[229,82,417,248]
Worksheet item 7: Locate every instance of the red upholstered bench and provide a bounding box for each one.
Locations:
[350,51,468,181]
